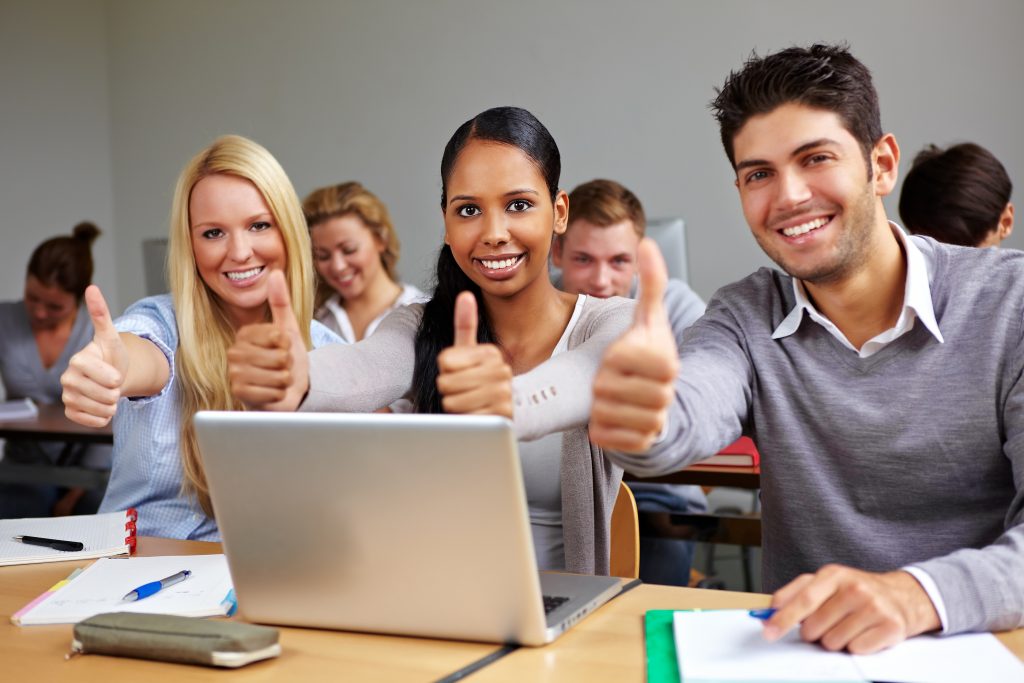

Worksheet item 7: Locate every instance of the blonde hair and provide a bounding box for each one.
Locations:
[302,182,401,309]
[168,134,314,517]
[561,178,646,245]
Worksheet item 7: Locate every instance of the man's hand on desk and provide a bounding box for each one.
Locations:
[589,238,678,454]
[763,565,941,654]
[227,270,308,412]
[436,291,513,418]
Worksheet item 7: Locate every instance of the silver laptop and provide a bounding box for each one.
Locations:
[194,411,623,645]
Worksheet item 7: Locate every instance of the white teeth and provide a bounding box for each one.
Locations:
[480,256,521,270]
[226,266,263,281]
[782,217,829,237]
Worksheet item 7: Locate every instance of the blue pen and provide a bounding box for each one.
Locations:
[122,569,191,601]
[748,608,777,620]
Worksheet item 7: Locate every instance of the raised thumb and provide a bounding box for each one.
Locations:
[85,285,121,359]
[453,291,478,347]
[634,238,669,330]
[267,270,301,338]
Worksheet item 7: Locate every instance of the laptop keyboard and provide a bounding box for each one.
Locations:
[543,595,570,614]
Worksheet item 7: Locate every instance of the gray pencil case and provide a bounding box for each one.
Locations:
[70,612,281,668]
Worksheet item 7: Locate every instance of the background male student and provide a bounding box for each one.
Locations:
[588,43,1024,653]
[552,178,707,587]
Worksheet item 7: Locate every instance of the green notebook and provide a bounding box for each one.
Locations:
[644,609,686,682]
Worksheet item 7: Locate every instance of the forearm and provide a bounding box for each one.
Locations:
[910,522,1024,633]
[119,333,171,398]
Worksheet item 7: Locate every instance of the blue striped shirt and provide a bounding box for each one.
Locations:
[100,294,340,540]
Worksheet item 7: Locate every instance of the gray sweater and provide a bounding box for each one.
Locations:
[302,295,656,575]
[621,236,1024,634]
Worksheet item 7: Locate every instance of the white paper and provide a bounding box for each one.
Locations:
[0,398,38,420]
[673,610,865,682]
[673,609,1024,683]
[15,554,233,625]
[0,511,131,566]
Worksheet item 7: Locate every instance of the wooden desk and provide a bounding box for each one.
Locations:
[0,402,113,444]
[1,537,499,682]
[3,539,1022,681]
[626,463,760,489]
[0,403,112,489]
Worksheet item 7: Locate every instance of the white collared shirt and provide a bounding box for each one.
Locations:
[769,222,950,630]
[771,223,944,358]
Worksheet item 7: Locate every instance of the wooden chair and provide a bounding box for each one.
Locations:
[609,480,640,578]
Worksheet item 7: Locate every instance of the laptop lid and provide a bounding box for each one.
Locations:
[195,411,620,645]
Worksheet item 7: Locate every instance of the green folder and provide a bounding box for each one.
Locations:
[645,609,684,682]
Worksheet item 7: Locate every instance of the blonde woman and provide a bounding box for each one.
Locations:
[60,135,339,540]
[305,182,426,342]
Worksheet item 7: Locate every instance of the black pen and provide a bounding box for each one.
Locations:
[12,535,85,552]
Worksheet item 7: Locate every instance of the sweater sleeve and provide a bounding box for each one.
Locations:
[609,290,753,476]
[909,334,1024,634]
[301,304,420,412]
[511,297,634,442]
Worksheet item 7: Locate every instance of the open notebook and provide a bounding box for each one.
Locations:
[0,510,137,566]
[12,554,235,625]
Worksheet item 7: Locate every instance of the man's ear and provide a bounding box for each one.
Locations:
[872,133,900,197]
[551,235,564,268]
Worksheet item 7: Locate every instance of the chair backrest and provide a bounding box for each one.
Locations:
[646,217,689,284]
[609,480,640,579]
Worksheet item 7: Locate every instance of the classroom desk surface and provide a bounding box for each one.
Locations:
[0,402,113,444]
[626,463,760,489]
[3,538,1022,681]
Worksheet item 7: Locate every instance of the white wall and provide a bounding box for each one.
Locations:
[0,0,117,308]
[3,0,1023,309]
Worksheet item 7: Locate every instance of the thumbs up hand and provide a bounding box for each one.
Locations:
[227,270,308,411]
[436,291,513,417]
[589,239,680,453]
[61,285,130,427]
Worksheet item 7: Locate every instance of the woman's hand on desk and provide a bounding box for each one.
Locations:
[227,270,308,411]
[589,239,679,454]
[61,285,130,427]
[436,291,513,418]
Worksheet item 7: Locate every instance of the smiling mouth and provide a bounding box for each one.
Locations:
[476,254,525,270]
[780,216,831,238]
[225,266,265,282]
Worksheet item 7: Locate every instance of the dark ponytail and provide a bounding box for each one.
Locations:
[410,106,561,413]
[27,221,102,302]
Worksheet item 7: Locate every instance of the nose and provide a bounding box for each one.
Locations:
[329,250,348,276]
[774,168,812,210]
[592,263,612,291]
[226,231,254,263]
[481,212,511,247]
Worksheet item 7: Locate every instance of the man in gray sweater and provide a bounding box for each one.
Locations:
[590,43,1024,653]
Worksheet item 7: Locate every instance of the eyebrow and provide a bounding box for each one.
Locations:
[449,188,541,203]
[191,212,273,230]
[734,138,841,172]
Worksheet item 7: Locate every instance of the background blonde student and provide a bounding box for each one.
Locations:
[0,223,110,518]
[60,134,340,540]
[305,181,427,343]
[227,106,679,575]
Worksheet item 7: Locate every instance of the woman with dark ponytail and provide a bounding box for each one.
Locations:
[0,222,111,517]
[229,106,677,575]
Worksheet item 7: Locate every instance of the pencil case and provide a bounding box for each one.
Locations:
[70,612,281,668]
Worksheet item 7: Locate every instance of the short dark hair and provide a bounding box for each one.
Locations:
[899,143,1013,247]
[710,43,883,172]
[27,221,101,301]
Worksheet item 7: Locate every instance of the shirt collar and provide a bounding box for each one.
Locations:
[771,222,944,347]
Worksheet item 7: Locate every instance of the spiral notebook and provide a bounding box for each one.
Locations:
[0,509,137,566]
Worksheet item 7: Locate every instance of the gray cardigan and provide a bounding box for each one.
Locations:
[302,294,651,574]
